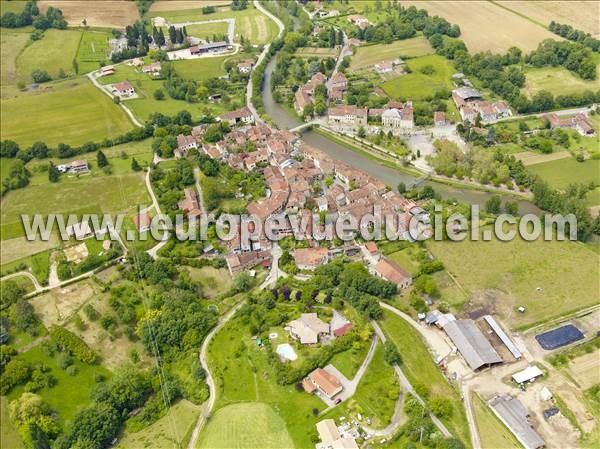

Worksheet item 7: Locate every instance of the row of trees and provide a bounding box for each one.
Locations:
[111,20,150,63]
[549,21,600,52]
[527,39,596,80]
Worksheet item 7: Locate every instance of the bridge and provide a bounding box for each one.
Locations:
[408,172,432,188]
[288,120,320,133]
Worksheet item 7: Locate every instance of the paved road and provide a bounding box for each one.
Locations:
[187,300,246,449]
[145,169,170,259]
[193,167,206,215]
[246,0,285,122]
[259,242,287,289]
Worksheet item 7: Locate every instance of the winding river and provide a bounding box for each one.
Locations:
[261,54,541,215]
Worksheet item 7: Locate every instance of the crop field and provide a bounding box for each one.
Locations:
[0,77,135,147]
[350,36,434,70]
[381,54,455,100]
[96,59,240,121]
[76,30,111,75]
[495,1,600,37]
[472,394,521,449]
[522,63,600,98]
[150,1,230,12]
[569,351,600,390]
[38,1,139,28]
[150,6,277,44]
[427,227,600,330]
[17,29,81,80]
[514,150,571,166]
[402,1,560,53]
[1,233,59,264]
[379,310,471,444]
[198,402,294,449]
[117,400,201,449]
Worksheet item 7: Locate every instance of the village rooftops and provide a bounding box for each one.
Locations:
[293,247,329,269]
[176,134,196,148]
[452,86,482,100]
[374,258,412,287]
[328,105,368,117]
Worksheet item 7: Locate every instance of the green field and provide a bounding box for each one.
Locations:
[0,250,51,285]
[522,55,600,98]
[76,30,111,75]
[0,77,135,147]
[350,36,434,70]
[295,47,339,58]
[17,29,82,80]
[348,343,399,429]
[150,6,278,44]
[117,399,201,449]
[178,21,229,40]
[96,58,240,121]
[382,54,455,100]
[380,310,471,446]
[0,0,26,15]
[205,314,326,448]
[6,345,111,426]
[427,228,600,330]
[198,402,294,449]
[528,157,600,189]
[387,247,421,277]
[328,338,370,379]
[472,394,522,449]
[0,29,30,94]
[1,165,149,240]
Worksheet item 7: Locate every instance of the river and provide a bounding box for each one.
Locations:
[261,40,541,215]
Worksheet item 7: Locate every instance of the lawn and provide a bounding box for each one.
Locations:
[471,393,521,449]
[427,227,600,330]
[328,338,370,379]
[387,247,421,277]
[1,165,149,240]
[117,399,201,449]
[350,36,434,70]
[381,54,455,100]
[185,21,229,40]
[0,77,135,147]
[205,314,326,449]
[150,5,278,44]
[522,64,600,98]
[198,402,294,449]
[75,29,111,75]
[96,59,241,121]
[6,345,111,427]
[379,310,471,446]
[295,47,339,58]
[17,29,82,80]
[0,249,51,285]
[186,266,232,298]
[1,396,25,449]
[0,274,36,294]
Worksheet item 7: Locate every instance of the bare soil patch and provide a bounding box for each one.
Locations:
[569,350,600,390]
[32,280,96,327]
[63,242,88,263]
[38,1,139,28]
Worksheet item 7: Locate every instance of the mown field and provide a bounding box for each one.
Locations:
[527,158,600,190]
[185,21,229,40]
[349,36,434,70]
[402,0,560,53]
[198,402,294,449]
[38,0,139,28]
[76,29,111,75]
[150,1,230,12]
[150,5,278,44]
[17,29,81,79]
[522,60,600,98]
[117,399,201,449]
[379,310,471,445]
[0,77,135,147]
[0,28,30,96]
[381,54,455,100]
[427,227,600,330]
[495,1,600,37]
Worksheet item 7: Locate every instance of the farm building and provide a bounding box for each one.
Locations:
[512,366,544,384]
[225,250,271,275]
[189,41,229,55]
[218,107,254,126]
[546,113,595,136]
[178,188,201,219]
[373,258,412,289]
[443,319,502,370]
[141,61,161,75]
[68,160,89,173]
[175,134,198,157]
[483,315,522,359]
[488,395,545,449]
[237,61,253,74]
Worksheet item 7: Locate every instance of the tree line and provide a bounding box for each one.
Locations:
[0,0,66,29]
[549,21,600,52]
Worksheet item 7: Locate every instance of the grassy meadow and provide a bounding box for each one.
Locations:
[1,77,135,147]
[0,28,30,96]
[185,21,229,40]
[75,29,111,74]
[522,62,600,98]
[17,29,81,80]
[382,54,455,100]
[379,310,471,445]
[427,227,600,330]
[349,36,434,70]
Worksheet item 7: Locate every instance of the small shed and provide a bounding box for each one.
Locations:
[512,366,543,384]
[540,387,553,401]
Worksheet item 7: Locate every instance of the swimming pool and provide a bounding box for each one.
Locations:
[276,343,297,361]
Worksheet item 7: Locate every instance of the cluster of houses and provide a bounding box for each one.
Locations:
[347,14,370,29]
[165,113,422,275]
[294,71,350,114]
[452,87,512,123]
[327,100,414,129]
[546,112,595,136]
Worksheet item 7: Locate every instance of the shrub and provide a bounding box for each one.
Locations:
[31,69,51,83]
[57,353,73,370]
[49,326,97,364]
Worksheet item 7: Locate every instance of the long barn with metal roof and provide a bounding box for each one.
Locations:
[443,319,502,370]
